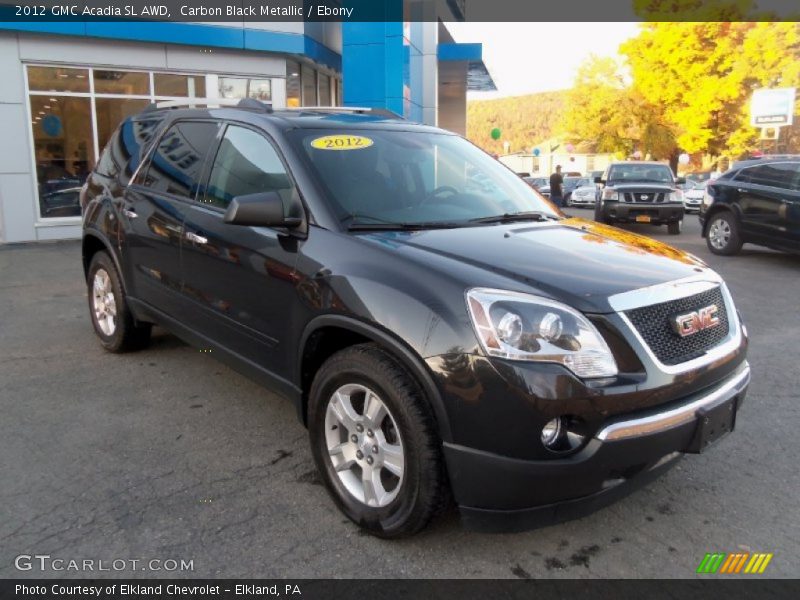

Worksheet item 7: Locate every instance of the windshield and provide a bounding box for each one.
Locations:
[289,129,560,227]
[608,163,674,184]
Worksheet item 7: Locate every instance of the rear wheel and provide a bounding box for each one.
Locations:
[308,343,447,538]
[667,220,682,235]
[706,212,743,255]
[87,251,151,352]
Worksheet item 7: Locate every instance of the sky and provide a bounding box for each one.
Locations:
[447,22,641,99]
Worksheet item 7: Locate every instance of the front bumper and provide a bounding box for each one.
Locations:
[602,201,684,223]
[447,361,750,532]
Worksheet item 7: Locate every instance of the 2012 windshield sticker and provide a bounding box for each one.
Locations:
[310,135,374,150]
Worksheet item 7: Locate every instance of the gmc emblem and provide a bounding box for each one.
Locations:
[672,304,720,337]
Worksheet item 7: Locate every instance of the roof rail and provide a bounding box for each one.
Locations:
[282,106,404,119]
[143,98,273,113]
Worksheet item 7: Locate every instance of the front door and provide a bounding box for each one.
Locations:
[119,120,220,317]
[735,162,796,244]
[180,123,303,379]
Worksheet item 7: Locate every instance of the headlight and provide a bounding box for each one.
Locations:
[602,188,618,201]
[668,191,684,202]
[466,288,618,379]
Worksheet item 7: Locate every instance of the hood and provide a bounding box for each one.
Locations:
[356,217,710,313]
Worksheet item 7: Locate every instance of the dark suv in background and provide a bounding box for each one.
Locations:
[81,100,749,537]
[699,156,800,255]
[595,161,686,234]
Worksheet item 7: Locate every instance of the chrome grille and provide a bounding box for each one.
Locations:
[624,287,729,366]
[623,192,665,203]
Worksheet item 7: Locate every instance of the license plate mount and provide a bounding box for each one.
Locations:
[686,397,737,454]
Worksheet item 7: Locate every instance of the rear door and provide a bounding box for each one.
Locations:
[179,123,304,378]
[120,120,220,317]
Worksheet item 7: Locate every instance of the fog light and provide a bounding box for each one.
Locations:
[541,418,562,448]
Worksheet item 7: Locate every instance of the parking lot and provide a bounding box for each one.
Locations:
[1,212,798,579]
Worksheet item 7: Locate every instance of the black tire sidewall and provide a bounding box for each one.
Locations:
[308,349,434,537]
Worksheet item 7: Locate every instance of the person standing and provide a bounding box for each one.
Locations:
[549,165,564,207]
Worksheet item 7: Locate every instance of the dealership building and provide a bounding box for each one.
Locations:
[0,12,493,243]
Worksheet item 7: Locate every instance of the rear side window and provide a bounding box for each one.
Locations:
[140,121,219,199]
[735,162,799,190]
[203,125,296,210]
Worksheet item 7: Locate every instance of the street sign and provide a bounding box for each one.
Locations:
[750,88,796,127]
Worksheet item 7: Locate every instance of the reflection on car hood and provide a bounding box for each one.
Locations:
[357,217,710,313]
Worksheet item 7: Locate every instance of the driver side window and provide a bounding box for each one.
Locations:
[203,125,296,211]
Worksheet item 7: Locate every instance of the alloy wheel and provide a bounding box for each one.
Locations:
[324,383,404,508]
[709,218,731,250]
[92,268,117,336]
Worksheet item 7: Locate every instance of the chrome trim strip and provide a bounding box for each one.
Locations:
[616,280,742,375]
[608,273,722,313]
[595,362,750,442]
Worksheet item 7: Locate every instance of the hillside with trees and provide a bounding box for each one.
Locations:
[466,91,566,155]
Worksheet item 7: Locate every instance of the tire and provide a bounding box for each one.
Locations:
[667,220,682,235]
[594,204,609,224]
[87,251,151,352]
[308,343,447,538]
[706,211,743,255]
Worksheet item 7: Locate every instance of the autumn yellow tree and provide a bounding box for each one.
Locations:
[560,56,676,159]
[621,22,800,159]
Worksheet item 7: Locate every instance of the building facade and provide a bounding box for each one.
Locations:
[0,15,492,243]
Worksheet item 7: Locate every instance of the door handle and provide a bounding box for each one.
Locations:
[123,209,138,219]
[185,231,208,245]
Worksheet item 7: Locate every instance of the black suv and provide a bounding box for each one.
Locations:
[81,100,749,537]
[699,156,800,255]
[595,161,686,234]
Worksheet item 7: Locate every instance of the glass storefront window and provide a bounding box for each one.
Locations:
[218,77,272,101]
[26,65,291,219]
[286,60,301,107]
[93,70,149,95]
[154,73,206,97]
[95,98,151,152]
[302,64,317,106]
[28,66,90,93]
[30,95,93,218]
[318,73,331,106]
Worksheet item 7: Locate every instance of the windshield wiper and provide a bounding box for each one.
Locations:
[347,221,465,232]
[468,211,559,225]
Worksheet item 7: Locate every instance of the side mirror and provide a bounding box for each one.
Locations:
[675,177,686,185]
[223,191,302,228]
[594,176,603,184]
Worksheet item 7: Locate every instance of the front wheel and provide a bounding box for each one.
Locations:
[308,343,447,538]
[667,220,682,235]
[706,212,743,255]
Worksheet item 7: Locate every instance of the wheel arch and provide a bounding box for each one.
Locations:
[297,315,453,443]
[82,231,125,288]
